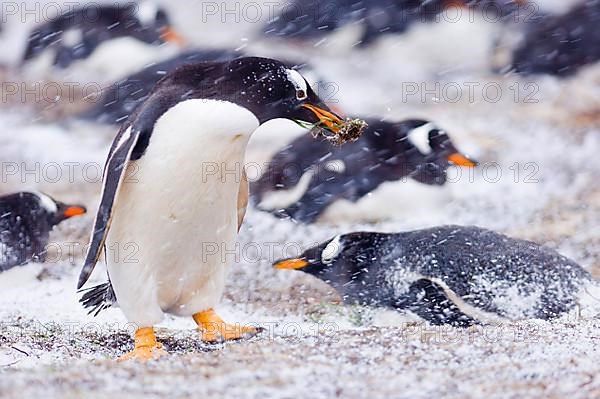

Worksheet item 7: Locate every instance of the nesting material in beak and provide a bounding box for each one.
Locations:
[302,104,368,145]
[273,258,309,270]
[448,152,478,167]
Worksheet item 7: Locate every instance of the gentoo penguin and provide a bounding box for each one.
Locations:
[274,225,594,326]
[79,50,321,125]
[511,1,600,76]
[22,1,184,69]
[77,56,364,361]
[253,119,476,223]
[264,0,523,45]
[0,192,86,271]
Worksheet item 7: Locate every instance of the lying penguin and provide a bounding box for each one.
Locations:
[252,119,476,223]
[79,49,239,124]
[0,192,86,271]
[264,0,522,45]
[511,1,600,76]
[77,56,366,361]
[274,225,596,326]
[79,50,320,125]
[22,1,183,69]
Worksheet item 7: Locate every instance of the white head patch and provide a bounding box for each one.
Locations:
[325,159,346,173]
[36,192,57,213]
[408,122,435,154]
[286,69,308,99]
[322,235,343,264]
[136,1,159,25]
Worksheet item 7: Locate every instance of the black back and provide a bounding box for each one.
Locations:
[264,0,521,45]
[81,49,241,124]
[264,0,446,45]
[512,1,600,76]
[0,192,57,271]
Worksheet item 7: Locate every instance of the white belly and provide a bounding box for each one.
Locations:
[106,99,259,326]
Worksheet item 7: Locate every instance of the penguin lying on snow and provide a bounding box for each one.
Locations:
[77,56,366,361]
[253,119,477,223]
[274,225,594,326]
[79,50,320,125]
[0,192,86,272]
[80,49,239,124]
[22,1,184,69]
[511,1,600,76]
[264,0,523,45]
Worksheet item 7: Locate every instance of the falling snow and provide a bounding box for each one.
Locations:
[0,0,599,398]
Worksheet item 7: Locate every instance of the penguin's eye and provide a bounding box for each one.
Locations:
[296,89,307,100]
[286,69,308,101]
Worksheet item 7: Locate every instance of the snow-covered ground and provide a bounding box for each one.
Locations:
[0,1,599,398]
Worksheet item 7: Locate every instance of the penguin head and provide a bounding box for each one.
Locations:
[28,192,87,226]
[403,120,478,185]
[233,57,345,132]
[129,2,185,45]
[177,57,348,134]
[273,232,379,280]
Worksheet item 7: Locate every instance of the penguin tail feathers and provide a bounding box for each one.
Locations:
[78,282,116,316]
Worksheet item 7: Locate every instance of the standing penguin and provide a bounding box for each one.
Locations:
[77,57,362,361]
[0,192,86,271]
[253,119,476,223]
[274,226,593,326]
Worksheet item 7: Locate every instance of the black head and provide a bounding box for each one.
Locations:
[361,119,476,184]
[167,57,351,134]
[126,2,185,45]
[272,232,383,280]
[401,120,478,185]
[5,192,88,226]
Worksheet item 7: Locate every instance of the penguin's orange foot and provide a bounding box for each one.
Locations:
[118,327,167,362]
[118,343,167,362]
[193,308,260,343]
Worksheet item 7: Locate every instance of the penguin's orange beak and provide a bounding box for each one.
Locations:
[273,258,309,270]
[447,152,478,167]
[302,104,345,133]
[63,205,87,218]
[161,26,185,46]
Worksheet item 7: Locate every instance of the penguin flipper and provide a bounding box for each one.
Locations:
[282,170,350,223]
[394,278,478,327]
[77,125,141,289]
